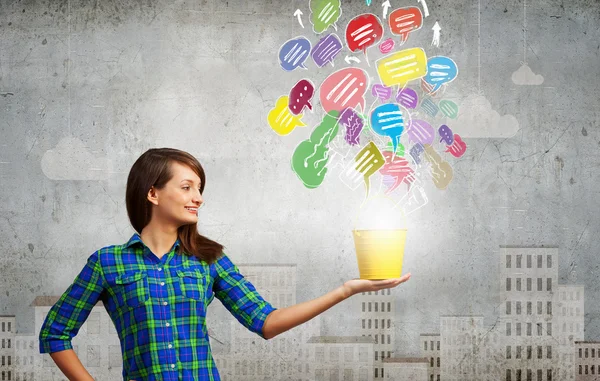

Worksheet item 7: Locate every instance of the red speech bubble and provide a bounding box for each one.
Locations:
[288,79,315,115]
[345,13,384,54]
[388,7,423,45]
[319,67,369,113]
[445,134,467,158]
[379,151,415,194]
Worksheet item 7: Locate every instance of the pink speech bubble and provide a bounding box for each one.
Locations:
[288,79,315,115]
[319,67,369,113]
[378,38,395,54]
[379,151,415,194]
[445,134,467,158]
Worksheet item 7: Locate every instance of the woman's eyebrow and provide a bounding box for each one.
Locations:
[180,179,201,185]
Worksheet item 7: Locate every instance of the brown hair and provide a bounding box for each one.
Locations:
[125,148,224,264]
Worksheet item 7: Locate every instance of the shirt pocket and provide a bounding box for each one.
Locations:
[115,271,149,309]
[176,269,207,301]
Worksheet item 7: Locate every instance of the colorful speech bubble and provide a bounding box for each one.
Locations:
[396,87,419,109]
[376,48,427,87]
[319,67,369,113]
[424,56,458,92]
[384,141,405,157]
[291,111,340,188]
[370,103,405,155]
[278,36,312,71]
[354,141,385,197]
[409,142,424,165]
[388,7,423,45]
[439,99,459,119]
[311,33,343,67]
[371,84,392,102]
[423,144,453,189]
[345,13,384,54]
[395,183,428,216]
[445,134,467,158]
[438,124,454,145]
[379,151,415,194]
[420,98,439,118]
[421,77,442,97]
[406,119,434,145]
[310,0,342,34]
[339,107,364,146]
[379,38,395,53]
[268,96,306,136]
[288,79,315,115]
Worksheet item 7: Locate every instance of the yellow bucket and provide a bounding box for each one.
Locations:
[353,229,407,280]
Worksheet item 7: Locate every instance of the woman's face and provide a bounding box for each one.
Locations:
[150,161,204,228]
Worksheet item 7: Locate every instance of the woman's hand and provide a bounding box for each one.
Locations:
[341,273,411,299]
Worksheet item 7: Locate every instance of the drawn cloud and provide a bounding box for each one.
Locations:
[453,94,519,138]
[511,63,544,85]
[41,136,111,180]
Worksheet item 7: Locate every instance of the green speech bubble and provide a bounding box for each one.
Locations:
[310,0,342,34]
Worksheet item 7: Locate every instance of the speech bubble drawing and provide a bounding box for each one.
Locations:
[311,33,343,67]
[395,183,428,216]
[268,96,306,136]
[424,56,459,92]
[379,151,415,194]
[288,79,315,116]
[371,84,392,102]
[421,77,442,97]
[279,36,312,71]
[319,67,369,113]
[339,107,364,146]
[370,103,405,155]
[345,13,384,54]
[396,87,418,109]
[420,97,439,118]
[376,48,427,87]
[339,141,385,197]
[379,38,395,54]
[388,7,424,45]
[406,119,434,145]
[438,124,454,145]
[423,144,453,190]
[439,99,459,119]
[445,133,467,158]
[310,0,342,34]
[409,142,424,165]
[291,110,340,188]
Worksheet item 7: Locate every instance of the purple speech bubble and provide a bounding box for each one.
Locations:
[409,143,424,165]
[339,107,364,146]
[407,119,435,145]
[438,124,454,145]
[371,84,392,102]
[311,33,343,68]
[396,87,419,109]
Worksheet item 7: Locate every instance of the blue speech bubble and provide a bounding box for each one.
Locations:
[279,37,312,71]
[370,103,405,156]
[424,56,458,92]
[311,33,343,68]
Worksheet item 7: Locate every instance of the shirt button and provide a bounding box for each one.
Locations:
[168,344,173,348]
[166,322,170,327]
[161,282,165,286]
[158,268,163,271]
[163,301,168,306]
[171,364,175,369]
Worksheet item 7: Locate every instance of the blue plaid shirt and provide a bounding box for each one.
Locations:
[39,233,277,380]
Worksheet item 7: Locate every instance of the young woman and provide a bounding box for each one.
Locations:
[39,148,411,381]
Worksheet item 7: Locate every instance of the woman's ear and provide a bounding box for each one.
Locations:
[147,186,159,206]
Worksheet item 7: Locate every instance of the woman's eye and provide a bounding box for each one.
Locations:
[183,186,190,190]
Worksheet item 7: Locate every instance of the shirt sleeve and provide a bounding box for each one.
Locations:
[213,253,277,339]
[39,250,106,354]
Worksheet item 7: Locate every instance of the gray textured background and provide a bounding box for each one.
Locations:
[0,0,599,357]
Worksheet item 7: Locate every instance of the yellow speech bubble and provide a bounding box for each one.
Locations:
[376,48,427,87]
[268,96,306,136]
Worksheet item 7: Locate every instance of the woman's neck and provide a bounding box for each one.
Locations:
[140,221,179,258]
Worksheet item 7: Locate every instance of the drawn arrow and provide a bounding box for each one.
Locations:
[294,9,304,28]
[432,21,441,47]
[382,0,391,19]
[418,0,430,17]
[345,56,361,64]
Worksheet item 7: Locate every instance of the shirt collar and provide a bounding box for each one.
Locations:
[124,233,181,252]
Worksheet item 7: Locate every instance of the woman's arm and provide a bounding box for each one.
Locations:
[49,349,94,381]
[262,274,411,340]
